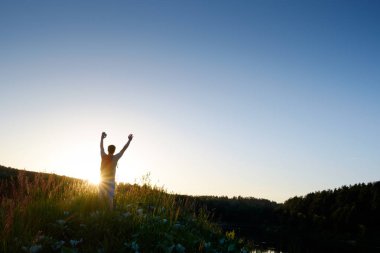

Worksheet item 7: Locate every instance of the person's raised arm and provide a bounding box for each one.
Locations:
[116,134,133,159]
[100,132,107,157]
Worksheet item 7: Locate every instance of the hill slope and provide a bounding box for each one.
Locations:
[1,165,379,252]
[0,165,251,253]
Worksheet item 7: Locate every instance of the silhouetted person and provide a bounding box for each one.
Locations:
[99,131,133,209]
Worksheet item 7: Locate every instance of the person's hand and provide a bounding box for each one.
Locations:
[128,134,133,141]
[102,132,107,139]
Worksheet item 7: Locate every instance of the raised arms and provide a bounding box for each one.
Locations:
[100,132,133,159]
[116,134,133,159]
[100,132,107,157]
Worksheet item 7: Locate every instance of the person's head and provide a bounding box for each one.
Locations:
[108,145,116,155]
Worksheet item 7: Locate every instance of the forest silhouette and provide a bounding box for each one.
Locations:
[182,181,380,252]
[1,165,379,252]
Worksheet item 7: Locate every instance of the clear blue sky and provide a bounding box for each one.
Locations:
[1,0,379,202]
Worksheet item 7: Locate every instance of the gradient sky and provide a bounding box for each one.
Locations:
[1,0,379,202]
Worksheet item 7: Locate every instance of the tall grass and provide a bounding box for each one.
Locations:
[0,171,251,253]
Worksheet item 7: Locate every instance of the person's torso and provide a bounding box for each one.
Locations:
[100,155,119,182]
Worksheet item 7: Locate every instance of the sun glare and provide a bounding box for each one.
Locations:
[51,149,102,186]
[86,172,101,185]
[55,152,100,185]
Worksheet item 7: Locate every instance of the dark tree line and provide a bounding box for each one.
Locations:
[280,182,380,252]
[2,165,379,252]
[184,182,380,252]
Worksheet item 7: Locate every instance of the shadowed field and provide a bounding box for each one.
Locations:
[0,167,251,253]
[1,165,379,253]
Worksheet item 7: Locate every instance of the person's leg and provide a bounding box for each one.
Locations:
[100,181,112,209]
[108,196,113,210]
[107,181,115,210]
[99,181,106,199]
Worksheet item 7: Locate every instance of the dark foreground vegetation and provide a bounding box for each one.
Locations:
[184,182,380,252]
[1,165,379,252]
[0,165,251,253]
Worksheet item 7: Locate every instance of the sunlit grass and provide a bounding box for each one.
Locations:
[0,171,251,253]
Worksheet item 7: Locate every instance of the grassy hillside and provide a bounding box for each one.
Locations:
[0,165,251,253]
[2,165,379,252]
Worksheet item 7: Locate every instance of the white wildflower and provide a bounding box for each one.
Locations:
[36,234,45,242]
[173,223,182,229]
[29,245,42,253]
[162,218,168,224]
[228,243,236,252]
[97,248,105,253]
[175,243,185,253]
[136,208,144,215]
[167,245,175,252]
[52,240,65,251]
[90,210,100,217]
[131,241,139,251]
[123,212,131,218]
[70,238,83,247]
[56,219,66,225]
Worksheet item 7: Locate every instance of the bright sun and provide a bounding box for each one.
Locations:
[57,154,101,185]
[86,172,101,185]
[43,138,119,186]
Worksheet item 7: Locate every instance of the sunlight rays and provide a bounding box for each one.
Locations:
[86,172,101,185]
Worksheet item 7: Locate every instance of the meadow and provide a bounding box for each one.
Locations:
[2,166,379,253]
[0,170,251,253]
